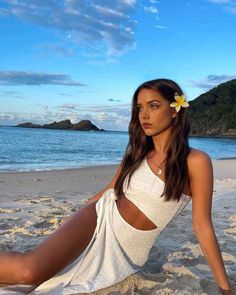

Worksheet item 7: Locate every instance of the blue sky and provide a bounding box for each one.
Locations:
[0,0,235,131]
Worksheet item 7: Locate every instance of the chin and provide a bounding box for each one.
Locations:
[144,130,156,136]
[145,129,162,137]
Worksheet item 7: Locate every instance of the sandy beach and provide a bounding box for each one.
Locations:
[0,159,235,294]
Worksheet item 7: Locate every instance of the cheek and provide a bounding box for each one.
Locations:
[152,110,173,125]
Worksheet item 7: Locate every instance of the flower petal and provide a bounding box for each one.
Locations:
[170,102,177,107]
[174,95,181,102]
[176,105,181,112]
[180,97,186,104]
[182,102,189,107]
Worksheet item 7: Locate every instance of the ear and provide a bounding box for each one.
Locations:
[171,108,177,119]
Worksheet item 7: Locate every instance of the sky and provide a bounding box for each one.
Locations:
[0,0,235,131]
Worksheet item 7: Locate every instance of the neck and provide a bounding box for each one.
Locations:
[151,127,172,155]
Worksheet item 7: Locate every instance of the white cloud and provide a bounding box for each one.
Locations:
[60,93,74,96]
[208,0,231,3]
[224,5,236,13]
[0,7,8,16]
[207,0,236,14]
[41,44,76,57]
[186,2,192,7]
[108,98,122,102]
[0,71,86,86]
[0,90,25,99]
[60,103,78,109]
[144,6,159,14]
[155,25,167,29]
[1,0,137,57]
[98,112,108,122]
[189,74,236,89]
[122,0,136,6]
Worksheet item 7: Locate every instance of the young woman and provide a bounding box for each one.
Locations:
[0,79,235,295]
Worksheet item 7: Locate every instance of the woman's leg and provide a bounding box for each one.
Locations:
[0,200,98,286]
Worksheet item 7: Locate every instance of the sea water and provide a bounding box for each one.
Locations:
[0,126,235,172]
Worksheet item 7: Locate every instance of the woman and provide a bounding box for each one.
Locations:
[0,78,235,294]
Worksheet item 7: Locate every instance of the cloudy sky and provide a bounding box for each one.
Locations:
[0,0,235,131]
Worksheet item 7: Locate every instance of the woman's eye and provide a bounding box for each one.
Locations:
[150,104,159,109]
[137,104,159,112]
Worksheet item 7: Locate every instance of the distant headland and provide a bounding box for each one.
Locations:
[189,79,236,138]
[14,119,105,132]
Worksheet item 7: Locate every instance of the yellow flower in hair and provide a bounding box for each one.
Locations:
[170,93,189,112]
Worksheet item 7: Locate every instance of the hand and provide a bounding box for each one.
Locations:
[219,287,236,295]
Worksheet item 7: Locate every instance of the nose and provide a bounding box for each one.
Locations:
[140,107,150,120]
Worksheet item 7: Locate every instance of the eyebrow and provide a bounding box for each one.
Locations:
[136,99,161,105]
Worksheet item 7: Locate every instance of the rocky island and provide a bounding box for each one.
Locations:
[189,79,236,137]
[15,119,104,131]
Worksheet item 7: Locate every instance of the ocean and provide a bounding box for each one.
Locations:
[0,126,236,172]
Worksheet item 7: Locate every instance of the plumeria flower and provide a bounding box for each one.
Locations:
[170,92,189,112]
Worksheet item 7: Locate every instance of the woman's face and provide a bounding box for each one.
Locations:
[137,88,176,137]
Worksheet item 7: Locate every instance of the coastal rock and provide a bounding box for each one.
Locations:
[43,119,73,130]
[72,120,99,131]
[16,122,41,128]
[15,119,103,131]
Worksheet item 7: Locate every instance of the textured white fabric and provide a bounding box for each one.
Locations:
[0,158,191,294]
[123,157,191,229]
[32,189,160,294]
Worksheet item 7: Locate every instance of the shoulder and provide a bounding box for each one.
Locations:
[188,147,211,161]
[187,147,213,181]
[187,148,212,167]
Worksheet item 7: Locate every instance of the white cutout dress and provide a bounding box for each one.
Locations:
[0,157,191,294]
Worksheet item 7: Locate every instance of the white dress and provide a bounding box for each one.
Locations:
[0,158,191,294]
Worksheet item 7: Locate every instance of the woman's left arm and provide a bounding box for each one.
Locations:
[188,150,235,294]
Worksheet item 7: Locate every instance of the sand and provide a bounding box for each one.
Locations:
[0,159,235,294]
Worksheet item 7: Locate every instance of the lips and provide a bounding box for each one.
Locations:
[142,123,152,128]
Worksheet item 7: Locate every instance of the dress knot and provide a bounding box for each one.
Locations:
[108,189,118,200]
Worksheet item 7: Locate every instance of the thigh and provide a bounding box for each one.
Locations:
[27,200,98,285]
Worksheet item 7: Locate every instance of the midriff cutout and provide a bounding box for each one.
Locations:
[115,195,158,231]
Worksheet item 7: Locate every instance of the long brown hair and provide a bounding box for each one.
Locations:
[114,78,191,202]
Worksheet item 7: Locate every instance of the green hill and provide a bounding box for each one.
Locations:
[188,79,236,137]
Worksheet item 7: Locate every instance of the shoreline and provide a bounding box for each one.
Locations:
[2,125,236,138]
[218,156,236,160]
[190,135,236,139]
[0,157,236,177]
[0,163,119,175]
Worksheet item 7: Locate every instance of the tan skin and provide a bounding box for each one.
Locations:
[0,88,235,294]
